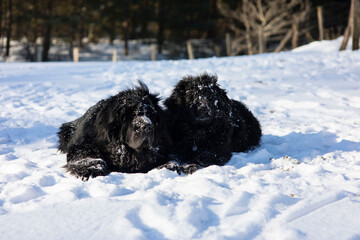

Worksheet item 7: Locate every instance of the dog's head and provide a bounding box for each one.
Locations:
[126,115,155,150]
[165,73,230,125]
[125,108,156,151]
[123,82,162,151]
[96,81,162,152]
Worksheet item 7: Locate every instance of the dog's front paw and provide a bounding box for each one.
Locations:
[157,161,181,175]
[65,158,109,181]
[180,164,201,174]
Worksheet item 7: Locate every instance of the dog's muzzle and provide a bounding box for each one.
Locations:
[126,116,155,150]
[193,98,213,122]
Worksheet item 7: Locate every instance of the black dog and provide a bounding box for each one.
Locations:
[163,73,261,173]
[58,81,167,180]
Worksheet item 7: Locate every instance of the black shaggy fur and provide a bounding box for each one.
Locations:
[58,81,167,180]
[163,73,261,173]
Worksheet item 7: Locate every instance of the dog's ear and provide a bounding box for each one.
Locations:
[199,72,218,87]
[164,94,177,112]
[210,74,218,87]
[164,80,186,109]
[148,92,161,106]
[136,80,149,94]
[174,78,187,95]
[93,96,128,142]
[136,80,161,107]
[94,108,112,142]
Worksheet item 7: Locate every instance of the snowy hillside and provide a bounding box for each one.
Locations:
[0,40,360,240]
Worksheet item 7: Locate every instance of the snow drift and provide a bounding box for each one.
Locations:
[0,40,360,240]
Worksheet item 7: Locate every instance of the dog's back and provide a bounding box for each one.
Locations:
[230,100,262,152]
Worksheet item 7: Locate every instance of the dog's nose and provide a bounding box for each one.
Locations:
[198,102,210,114]
[141,123,153,132]
[198,106,208,115]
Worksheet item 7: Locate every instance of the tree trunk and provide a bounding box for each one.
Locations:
[0,0,3,54]
[140,0,149,38]
[245,28,253,55]
[258,27,265,53]
[69,41,73,59]
[78,22,84,48]
[88,24,94,42]
[109,21,115,45]
[42,25,51,61]
[340,0,354,51]
[5,0,12,57]
[317,6,324,40]
[225,33,231,56]
[157,0,164,54]
[242,0,253,55]
[42,0,53,61]
[31,0,39,61]
[123,20,129,56]
[352,0,360,50]
[292,16,299,49]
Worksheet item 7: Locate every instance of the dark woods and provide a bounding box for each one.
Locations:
[0,0,351,61]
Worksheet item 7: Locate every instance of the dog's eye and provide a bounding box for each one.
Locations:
[133,125,141,133]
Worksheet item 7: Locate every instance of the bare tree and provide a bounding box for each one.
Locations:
[218,0,310,55]
[42,0,53,61]
[157,0,165,54]
[0,0,2,54]
[340,0,360,51]
[340,0,354,50]
[352,0,360,50]
[5,0,12,57]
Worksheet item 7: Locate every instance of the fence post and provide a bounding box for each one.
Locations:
[225,32,231,56]
[73,47,79,62]
[36,45,42,62]
[317,6,324,40]
[292,16,299,49]
[352,0,360,50]
[112,49,117,62]
[151,44,156,61]
[187,40,194,60]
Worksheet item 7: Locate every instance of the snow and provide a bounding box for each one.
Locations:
[1,39,360,240]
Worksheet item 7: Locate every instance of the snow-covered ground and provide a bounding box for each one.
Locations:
[0,39,360,240]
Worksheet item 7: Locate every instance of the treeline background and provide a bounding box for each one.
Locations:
[0,0,351,61]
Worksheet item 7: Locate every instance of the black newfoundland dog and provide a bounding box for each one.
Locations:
[58,82,167,180]
[162,73,261,173]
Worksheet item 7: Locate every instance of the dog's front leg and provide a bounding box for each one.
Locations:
[65,158,109,181]
[157,161,182,174]
[157,161,201,175]
[180,163,201,174]
[65,144,109,181]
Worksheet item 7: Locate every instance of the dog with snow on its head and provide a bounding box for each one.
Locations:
[161,73,262,174]
[57,81,167,180]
